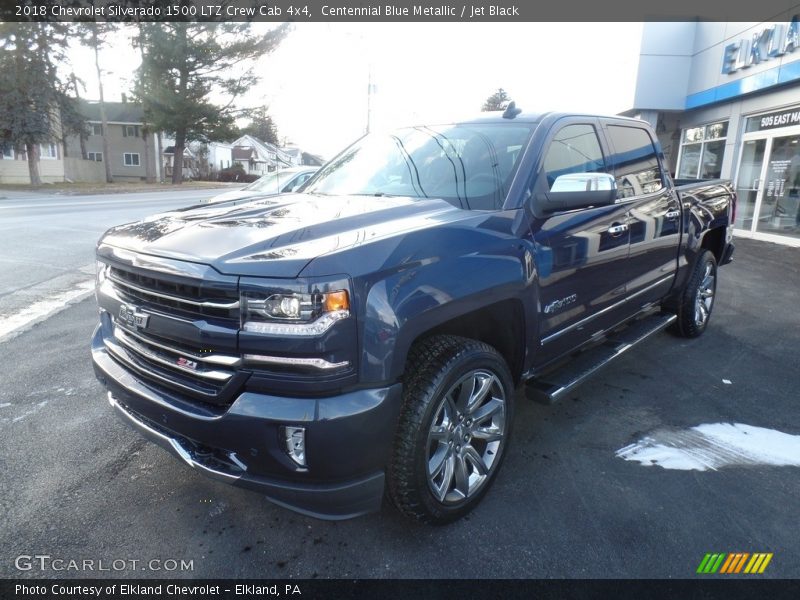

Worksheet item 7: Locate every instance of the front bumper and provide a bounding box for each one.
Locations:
[92,326,402,520]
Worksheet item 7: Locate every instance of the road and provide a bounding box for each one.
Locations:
[0,190,798,579]
[0,189,225,339]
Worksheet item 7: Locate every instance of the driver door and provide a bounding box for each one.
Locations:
[526,119,632,365]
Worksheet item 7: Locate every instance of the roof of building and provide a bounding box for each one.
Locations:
[79,100,145,124]
[163,146,196,158]
[232,146,255,160]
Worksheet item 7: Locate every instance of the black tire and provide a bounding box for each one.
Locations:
[387,335,514,525]
[672,250,718,338]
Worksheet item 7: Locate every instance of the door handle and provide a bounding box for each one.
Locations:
[665,210,681,220]
[607,224,629,235]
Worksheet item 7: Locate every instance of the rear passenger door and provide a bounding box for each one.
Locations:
[528,119,632,364]
[603,123,681,304]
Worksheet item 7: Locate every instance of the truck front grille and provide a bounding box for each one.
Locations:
[108,266,240,321]
[102,262,243,406]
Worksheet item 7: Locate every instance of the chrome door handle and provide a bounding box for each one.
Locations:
[607,224,629,235]
[665,210,681,220]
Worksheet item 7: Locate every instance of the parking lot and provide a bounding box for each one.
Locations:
[1,192,798,579]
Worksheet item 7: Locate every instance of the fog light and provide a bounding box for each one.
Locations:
[284,426,306,467]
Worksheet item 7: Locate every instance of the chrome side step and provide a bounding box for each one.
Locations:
[525,313,677,405]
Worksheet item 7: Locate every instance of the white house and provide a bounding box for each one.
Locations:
[230,134,293,176]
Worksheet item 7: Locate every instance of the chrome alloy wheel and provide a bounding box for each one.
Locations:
[694,262,716,328]
[425,370,507,504]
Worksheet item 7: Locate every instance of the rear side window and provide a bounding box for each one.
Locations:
[542,124,606,190]
[606,125,663,199]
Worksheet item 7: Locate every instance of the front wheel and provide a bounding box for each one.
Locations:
[672,250,717,338]
[387,335,514,525]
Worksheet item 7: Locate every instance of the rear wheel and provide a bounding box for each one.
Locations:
[387,335,514,525]
[672,250,717,338]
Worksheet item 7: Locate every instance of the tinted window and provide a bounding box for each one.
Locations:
[542,124,606,190]
[606,125,663,199]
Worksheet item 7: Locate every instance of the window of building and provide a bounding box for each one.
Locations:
[1,143,14,159]
[542,124,606,190]
[677,121,728,180]
[606,125,664,199]
[40,143,58,159]
[91,124,103,136]
[123,153,140,166]
[87,152,103,162]
[123,125,139,138]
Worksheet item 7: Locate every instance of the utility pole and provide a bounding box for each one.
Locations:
[366,64,376,135]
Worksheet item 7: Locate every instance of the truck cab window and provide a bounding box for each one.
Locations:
[606,125,664,199]
[542,124,606,190]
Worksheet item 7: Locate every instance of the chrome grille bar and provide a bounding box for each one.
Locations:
[113,326,233,382]
[108,272,240,310]
[104,336,220,398]
[116,325,241,367]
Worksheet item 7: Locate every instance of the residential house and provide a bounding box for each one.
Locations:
[207,142,234,175]
[301,151,325,166]
[0,139,74,184]
[230,134,293,176]
[162,142,200,180]
[67,99,161,182]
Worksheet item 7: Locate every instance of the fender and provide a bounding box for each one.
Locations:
[359,240,538,384]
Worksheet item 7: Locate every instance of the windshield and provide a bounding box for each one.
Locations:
[244,170,298,193]
[303,123,533,210]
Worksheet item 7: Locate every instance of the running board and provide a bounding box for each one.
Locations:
[525,313,677,405]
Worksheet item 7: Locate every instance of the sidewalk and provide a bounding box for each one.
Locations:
[0,181,240,199]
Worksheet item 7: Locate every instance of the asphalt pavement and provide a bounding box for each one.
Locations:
[0,189,225,337]
[0,193,798,579]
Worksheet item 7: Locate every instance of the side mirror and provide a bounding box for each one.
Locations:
[542,172,617,212]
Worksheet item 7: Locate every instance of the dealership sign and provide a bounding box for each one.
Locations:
[722,18,800,74]
[745,107,800,132]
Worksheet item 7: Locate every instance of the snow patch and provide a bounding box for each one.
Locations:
[616,423,800,471]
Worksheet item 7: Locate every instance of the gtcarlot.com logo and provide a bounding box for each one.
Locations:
[696,552,773,574]
[15,554,194,572]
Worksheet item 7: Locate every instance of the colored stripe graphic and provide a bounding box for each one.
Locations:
[719,554,735,573]
[699,552,773,574]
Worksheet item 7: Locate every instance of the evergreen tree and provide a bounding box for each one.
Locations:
[0,22,77,185]
[135,23,290,184]
[240,106,280,146]
[481,88,511,112]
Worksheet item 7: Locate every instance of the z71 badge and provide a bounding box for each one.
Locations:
[118,304,150,329]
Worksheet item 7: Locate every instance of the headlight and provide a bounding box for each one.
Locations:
[241,289,350,336]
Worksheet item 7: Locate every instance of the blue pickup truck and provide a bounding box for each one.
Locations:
[91,107,735,524]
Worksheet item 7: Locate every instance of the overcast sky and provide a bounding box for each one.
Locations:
[68,23,643,158]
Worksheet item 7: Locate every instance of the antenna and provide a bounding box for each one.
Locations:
[502,101,522,119]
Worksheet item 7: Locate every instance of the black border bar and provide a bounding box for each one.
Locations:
[2,0,800,22]
[3,579,800,600]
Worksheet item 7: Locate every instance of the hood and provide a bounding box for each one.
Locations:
[100,194,474,277]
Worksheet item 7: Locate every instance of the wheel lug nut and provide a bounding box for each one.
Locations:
[463,434,469,442]
[456,445,461,452]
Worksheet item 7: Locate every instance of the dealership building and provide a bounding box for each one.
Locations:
[628,20,800,247]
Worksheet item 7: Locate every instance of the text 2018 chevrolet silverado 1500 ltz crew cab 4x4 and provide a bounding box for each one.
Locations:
[92,107,735,524]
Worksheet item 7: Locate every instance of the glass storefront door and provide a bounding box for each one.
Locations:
[755,134,800,239]
[735,139,766,231]
[736,110,800,243]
